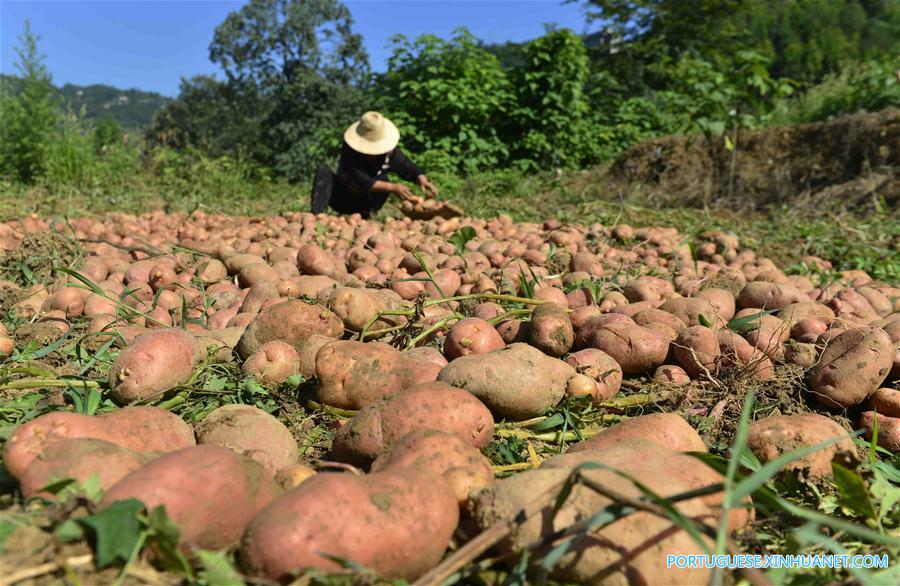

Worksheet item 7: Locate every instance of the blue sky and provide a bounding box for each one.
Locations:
[1,1,592,96]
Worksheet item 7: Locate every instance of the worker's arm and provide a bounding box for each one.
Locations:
[371,180,414,200]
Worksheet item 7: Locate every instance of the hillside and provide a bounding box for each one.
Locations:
[0,74,168,130]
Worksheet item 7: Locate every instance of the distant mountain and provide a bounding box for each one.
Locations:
[1,74,169,130]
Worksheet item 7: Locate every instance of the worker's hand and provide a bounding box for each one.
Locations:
[392,183,415,201]
[417,175,439,198]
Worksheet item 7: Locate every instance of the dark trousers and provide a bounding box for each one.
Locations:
[314,165,389,219]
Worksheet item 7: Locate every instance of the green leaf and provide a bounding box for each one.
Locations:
[55,519,86,542]
[197,550,244,586]
[726,309,775,333]
[698,313,712,328]
[448,226,476,254]
[77,499,146,569]
[832,463,877,520]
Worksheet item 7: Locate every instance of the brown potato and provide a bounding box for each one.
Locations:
[653,364,691,385]
[296,243,346,278]
[696,287,736,321]
[239,470,458,582]
[438,343,574,419]
[528,302,573,357]
[496,319,530,344]
[101,445,280,550]
[747,414,856,478]
[809,327,893,408]
[716,330,775,380]
[316,341,418,409]
[737,281,806,309]
[195,404,298,474]
[332,381,494,465]
[632,308,687,333]
[444,317,505,360]
[659,297,720,328]
[327,286,384,333]
[870,387,900,417]
[108,328,199,403]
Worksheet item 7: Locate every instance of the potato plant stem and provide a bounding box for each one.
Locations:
[404,317,454,349]
[424,293,548,308]
[0,379,100,391]
[598,391,672,409]
[305,400,357,419]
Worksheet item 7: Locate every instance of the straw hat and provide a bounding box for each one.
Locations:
[343,111,400,155]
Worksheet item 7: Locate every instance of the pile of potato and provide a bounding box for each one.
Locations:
[1,209,898,583]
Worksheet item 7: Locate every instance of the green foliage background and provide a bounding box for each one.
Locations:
[1,0,898,195]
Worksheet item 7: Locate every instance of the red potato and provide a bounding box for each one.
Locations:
[296,243,346,278]
[747,414,856,478]
[101,445,280,550]
[716,329,775,380]
[327,286,383,333]
[696,287,736,321]
[195,404,298,474]
[241,341,301,387]
[444,317,505,360]
[528,302,574,357]
[673,326,721,379]
[3,406,195,480]
[809,327,893,408]
[235,299,343,359]
[332,381,494,465]
[564,348,623,401]
[240,470,459,582]
[316,341,416,409]
[370,429,495,505]
[19,438,153,499]
[737,281,806,309]
[568,413,706,454]
[496,319,530,344]
[658,297,720,328]
[870,387,900,417]
[742,312,789,359]
[108,328,199,404]
[438,343,575,419]
[860,411,900,452]
[653,364,691,385]
[591,322,669,374]
[632,308,687,333]
[0,335,14,358]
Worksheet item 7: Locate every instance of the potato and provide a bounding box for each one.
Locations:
[3,406,195,480]
[568,413,706,454]
[791,317,828,343]
[564,348,622,401]
[778,301,835,330]
[332,381,494,464]
[809,327,893,408]
[528,302,573,357]
[860,411,900,452]
[274,463,316,490]
[870,387,900,417]
[739,312,789,359]
[328,286,384,333]
[404,346,448,369]
[197,258,228,283]
[658,297,720,327]
[316,341,428,409]
[107,328,199,404]
[235,299,343,359]
[193,326,246,363]
[370,429,495,505]
[632,308,687,333]
[296,243,346,278]
[653,364,691,385]
[471,464,713,585]
[101,445,280,550]
[747,414,856,478]
[241,341,300,387]
[737,281,806,309]
[590,322,669,374]
[239,470,458,582]
[543,439,749,531]
[673,326,722,380]
[444,317,505,359]
[196,404,298,474]
[496,318,530,344]
[784,341,819,368]
[438,343,575,419]
[696,287,736,321]
[716,329,775,380]
[19,438,154,499]
[295,333,334,379]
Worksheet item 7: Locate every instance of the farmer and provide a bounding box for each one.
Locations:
[310,111,439,217]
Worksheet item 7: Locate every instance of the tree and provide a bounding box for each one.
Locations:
[509,29,595,168]
[150,0,370,180]
[381,28,513,173]
[0,20,58,183]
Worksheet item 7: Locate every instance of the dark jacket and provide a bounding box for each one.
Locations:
[335,142,423,195]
